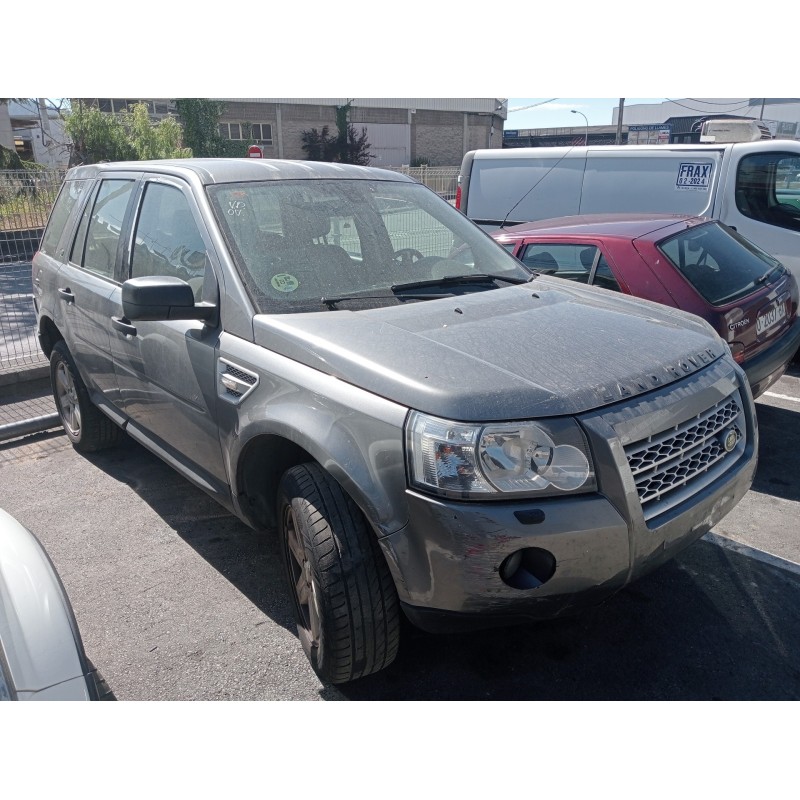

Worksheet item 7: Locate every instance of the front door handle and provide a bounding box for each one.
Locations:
[57,287,74,303]
[111,316,137,337]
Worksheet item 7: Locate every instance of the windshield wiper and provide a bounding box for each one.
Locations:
[321,293,445,309]
[390,273,534,293]
[321,274,534,307]
[755,263,785,285]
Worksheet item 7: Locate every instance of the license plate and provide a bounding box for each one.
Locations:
[756,302,787,335]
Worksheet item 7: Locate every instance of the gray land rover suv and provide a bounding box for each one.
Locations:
[33,159,758,684]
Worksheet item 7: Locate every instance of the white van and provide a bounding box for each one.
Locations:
[457,140,800,279]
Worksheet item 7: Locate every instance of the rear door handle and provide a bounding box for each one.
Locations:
[57,287,74,303]
[111,316,137,337]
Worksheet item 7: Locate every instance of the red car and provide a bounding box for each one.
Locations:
[492,214,800,399]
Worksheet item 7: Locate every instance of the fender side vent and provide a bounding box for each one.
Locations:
[218,358,258,404]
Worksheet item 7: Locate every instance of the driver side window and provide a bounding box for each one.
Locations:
[736,153,800,231]
[131,183,209,301]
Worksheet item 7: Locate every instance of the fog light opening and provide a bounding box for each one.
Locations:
[499,547,557,590]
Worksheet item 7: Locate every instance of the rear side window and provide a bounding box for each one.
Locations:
[658,221,782,306]
[80,180,135,280]
[591,254,622,292]
[518,243,595,283]
[40,179,86,257]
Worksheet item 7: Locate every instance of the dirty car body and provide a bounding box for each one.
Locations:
[33,160,758,683]
[492,213,800,399]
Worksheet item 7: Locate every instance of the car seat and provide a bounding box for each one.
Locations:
[528,251,558,274]
[282,204,358,296]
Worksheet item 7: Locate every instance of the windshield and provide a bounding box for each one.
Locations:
[207,178,529,312]
[657,221,784,306]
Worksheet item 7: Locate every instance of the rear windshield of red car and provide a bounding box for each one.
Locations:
[657,221,786,306]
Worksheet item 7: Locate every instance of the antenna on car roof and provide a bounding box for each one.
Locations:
[499,145,579,230]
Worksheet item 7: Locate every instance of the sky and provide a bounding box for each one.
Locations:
[9,2,785,103]
[505,98,663,131]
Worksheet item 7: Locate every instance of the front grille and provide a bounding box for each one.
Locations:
[623,392,745,523]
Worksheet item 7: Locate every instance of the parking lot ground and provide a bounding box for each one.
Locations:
[712,361,800,568]
[1,366,799,700]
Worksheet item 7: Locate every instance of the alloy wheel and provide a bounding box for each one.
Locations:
[55,360,81,438]
[283,504,323,663]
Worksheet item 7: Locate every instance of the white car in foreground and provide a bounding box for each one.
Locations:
[0,508,105,700]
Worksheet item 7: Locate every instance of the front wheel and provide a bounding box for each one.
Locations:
[50,340,119,452]
[278,464,400,684]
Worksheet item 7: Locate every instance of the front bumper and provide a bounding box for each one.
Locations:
[378,358,758,633]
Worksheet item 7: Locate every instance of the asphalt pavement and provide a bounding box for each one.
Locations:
[1,366,799,700]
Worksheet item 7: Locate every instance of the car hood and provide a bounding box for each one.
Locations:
[253,278,727,420]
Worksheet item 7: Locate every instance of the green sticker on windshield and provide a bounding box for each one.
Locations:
[271,273,299,292]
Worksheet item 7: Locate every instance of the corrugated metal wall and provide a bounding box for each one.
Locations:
[361,123,411,167]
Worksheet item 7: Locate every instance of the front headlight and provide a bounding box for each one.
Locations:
[406,411,596,499]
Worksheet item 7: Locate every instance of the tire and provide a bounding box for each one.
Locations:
[50,340,120,453]
[278,463,400,684]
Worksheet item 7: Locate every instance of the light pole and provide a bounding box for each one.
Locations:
[571,109,588,145]
[615,98,625,145]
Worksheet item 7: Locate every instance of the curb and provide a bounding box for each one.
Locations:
[0,364,57,442]
[0,364,50,395]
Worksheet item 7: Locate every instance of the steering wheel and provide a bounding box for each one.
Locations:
[393,248,425,267]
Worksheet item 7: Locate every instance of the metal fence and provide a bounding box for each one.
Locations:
[0,170,64,371]
[0,169,65,264]
[388,166,460,200]
[0,261,47,373]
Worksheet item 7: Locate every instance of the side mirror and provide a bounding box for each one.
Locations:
[122,276,215,322]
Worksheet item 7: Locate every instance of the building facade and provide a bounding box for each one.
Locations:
[83,98,507,167]
[617,98,800,143]
[503,99,800,149]
[1,100,70,168]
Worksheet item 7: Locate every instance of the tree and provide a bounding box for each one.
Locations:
[126,103,190,160]
[301,102,374,165]
[64,101,132,165]
[0,144,23,169]
[64,101,191,165]
[175,99,259,158]
[300,125,337,161]
[175,99,226,157]
[334,102,374,166]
